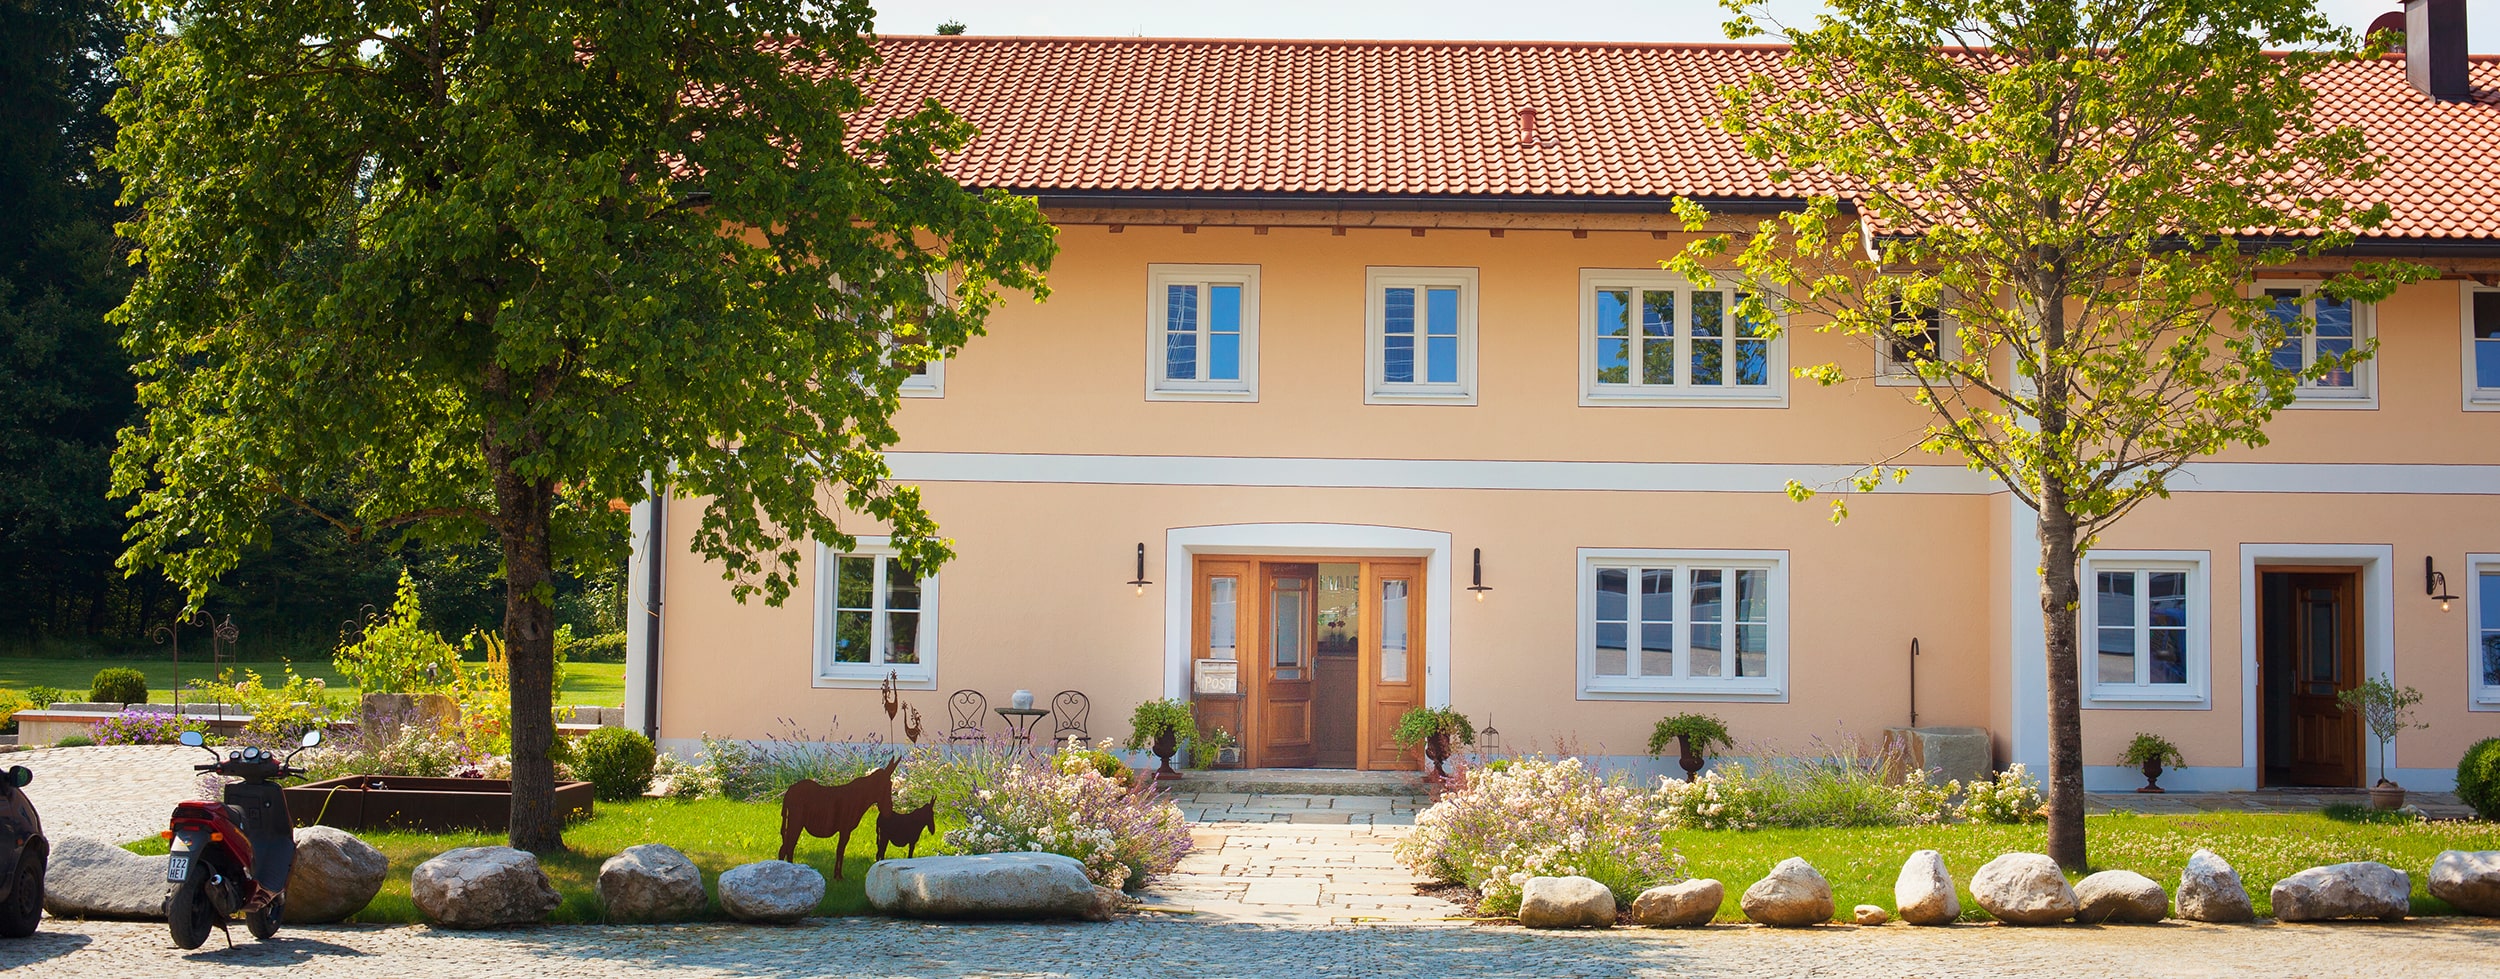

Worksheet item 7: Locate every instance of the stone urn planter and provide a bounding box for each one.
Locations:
[1424,731,1453,781]
[2138,757,2166,794]
[2371,780,2407,811]
[1677,734,1706,784]
[1150,729,1182,782]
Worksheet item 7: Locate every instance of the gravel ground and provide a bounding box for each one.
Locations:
[7,916,2500,979]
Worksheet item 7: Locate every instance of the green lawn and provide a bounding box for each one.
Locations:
[0,657,626,708]
[127,797,956,923]
[1673,810,2500,921]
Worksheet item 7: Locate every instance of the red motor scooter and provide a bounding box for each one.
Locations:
[163,728,320,949]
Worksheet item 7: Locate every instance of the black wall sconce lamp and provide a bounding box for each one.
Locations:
[2427,556,2459,612]
[1128,542,1153,596]
[1468,547,1492,601]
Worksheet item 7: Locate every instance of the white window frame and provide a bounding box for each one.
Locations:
[900,358,946,398]
[1576,269,1786,406]
[811,537,938,688]
[2256,279,2377,410]
[1365,267,1479,405]
[1146,264,1260,402]
[2467,554,2500,709]
[1575,548,1788,701]
[1875,294,1960,387]
[2080,550,2211,708]
[2463,283,2500,411]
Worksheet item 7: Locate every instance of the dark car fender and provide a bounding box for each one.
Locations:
[0,774,42,900]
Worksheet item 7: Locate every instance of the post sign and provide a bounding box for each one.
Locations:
[1193,658,1239,695]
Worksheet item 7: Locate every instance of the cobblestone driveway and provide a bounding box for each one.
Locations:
[9,916,2499,978]
[12,744,204,844]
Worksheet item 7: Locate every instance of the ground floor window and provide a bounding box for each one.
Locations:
[813,538,935,686]
[1576,548,1786,700]
[2080,552,2208,706]
[2473,557,2500,707]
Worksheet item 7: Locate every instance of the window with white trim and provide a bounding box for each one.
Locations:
[2470,556,2500,707]
[899,357,945,397]
[1579,270,1781,404]
[1577,549,1786,699]
[2260,282,2374,405]
[1147,264,1259,400]
[1366,267,1478,404]
[1876,296,1956,385]
[2467,288,2500,408]
[813,539,935,686]
[2081,553,2209,705]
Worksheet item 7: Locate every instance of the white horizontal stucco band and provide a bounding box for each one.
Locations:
[882,452,2500,496]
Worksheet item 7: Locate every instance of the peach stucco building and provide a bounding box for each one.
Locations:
[626,27,2500,791]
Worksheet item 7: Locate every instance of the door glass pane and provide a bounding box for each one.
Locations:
[1271,578,1305,678]
[1382,287,1415,383]
[1380,579,1410,683]
[1734,568,1769,677]
[1596,289,1630,385]
[1690,291,1725,384]
[2304,589,2339,684]
[1594,568,1628,676]
[1165,284,1198,380]
[1426,287,1460,384]
[2096,572,2136,684]
[2478,293,2500,389]
[1209,284,1242,381]
[1209,576,1238,660]
[1641,291,1676,385]
[1639,569,1675,677]
[1316,563,1359,657]
[1689,569,1723,677]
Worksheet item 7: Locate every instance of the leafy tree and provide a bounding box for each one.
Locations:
[936,20,967,35]
[1672,0,2429,868]
[105,0,1055,851]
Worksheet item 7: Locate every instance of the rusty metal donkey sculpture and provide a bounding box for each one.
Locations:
[875,799,938,860]
[776,756,899,877]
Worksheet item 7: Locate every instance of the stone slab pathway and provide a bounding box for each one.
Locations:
[1141,788,1464,926]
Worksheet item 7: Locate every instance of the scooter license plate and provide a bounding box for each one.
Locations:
[165,854,190,883]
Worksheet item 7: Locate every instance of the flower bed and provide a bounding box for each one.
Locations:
[945,762,1191,891]
[1396,757,1682,915]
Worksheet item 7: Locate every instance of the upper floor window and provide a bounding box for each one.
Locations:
[2467,287,2500,409]
[1366,267,1478,404]
[2262,282,2374,407]
[1147,264,1259,401]
[1578,270,1782,405]
[1576,548,1787,700]
[2082,552,2209,707]
[2470,556,2500,708]
[899,357,945,398]
[1876,296,1956,386]
[813,538,936,687]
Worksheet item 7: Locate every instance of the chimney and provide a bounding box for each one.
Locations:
[2405,0,2470,101]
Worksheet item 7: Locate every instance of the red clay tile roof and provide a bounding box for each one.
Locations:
[853,36,2500,241]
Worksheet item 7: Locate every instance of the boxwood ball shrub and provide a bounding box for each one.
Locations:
[576,727,658,801]
[90,667,150,705]
[2459,737,2500,821]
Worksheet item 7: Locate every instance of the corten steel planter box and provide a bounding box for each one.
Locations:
[285,776,595,832]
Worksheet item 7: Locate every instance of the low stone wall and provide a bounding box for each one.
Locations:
[13,706,621,747]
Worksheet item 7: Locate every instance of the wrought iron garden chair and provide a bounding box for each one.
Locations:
[946,689,989,742]
[1050,690,1090,745]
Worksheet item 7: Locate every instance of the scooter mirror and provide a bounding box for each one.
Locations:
[179,730,207,748]
[301,729,324,749]
[6,766,29,788]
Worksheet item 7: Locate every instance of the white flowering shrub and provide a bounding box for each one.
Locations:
[1395,756,1681,915]
[944,763,1191,891]
[1654,763,1776,830]
[1957,763,2047,824]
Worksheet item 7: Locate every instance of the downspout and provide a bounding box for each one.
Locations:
[640,481,666,740]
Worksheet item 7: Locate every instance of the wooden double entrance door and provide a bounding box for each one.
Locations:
[1190,557,1423,770]
[2259,567,2363,787]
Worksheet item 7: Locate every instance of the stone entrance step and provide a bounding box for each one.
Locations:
[1169,768,1431,798]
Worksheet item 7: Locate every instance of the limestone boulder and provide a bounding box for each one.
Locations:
[863,853,1105,921]
[597,844,707,922]
[41,837,166,920]
[1853,904,1889,926]
[1893,849,1960,926]
[1969,853,2077,925]
[2176,849,2254,923]
[1741,857,1834,927]
[410,846,561,929]
[1630,878,1721,928]
[2270,862,2410,922]
[2073,870,2166,924]
[2427,851,2500,916]
[719,860,826,924]
[283,826,388,923]
[1516,875,1616,929]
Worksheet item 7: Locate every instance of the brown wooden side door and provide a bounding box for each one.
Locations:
[2284,571,2362,786]
[1191,559,1251,763]
[1361,560,1424,770]
[1258,563,1318,768]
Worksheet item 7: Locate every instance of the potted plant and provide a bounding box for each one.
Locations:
[2337,676,2428,809]
[2117,732,2186,793]
[1647,713,1734,783]
[1124,698,1195,781]
[1390,706,1476,781]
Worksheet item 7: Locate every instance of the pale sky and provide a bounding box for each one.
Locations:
[870,0,2499,51]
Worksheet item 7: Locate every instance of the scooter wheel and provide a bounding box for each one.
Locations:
[167,875,215,950]
[246,895,282,940]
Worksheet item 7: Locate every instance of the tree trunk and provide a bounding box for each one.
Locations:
[2038,493,2086,870]
[491,454,564,854]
